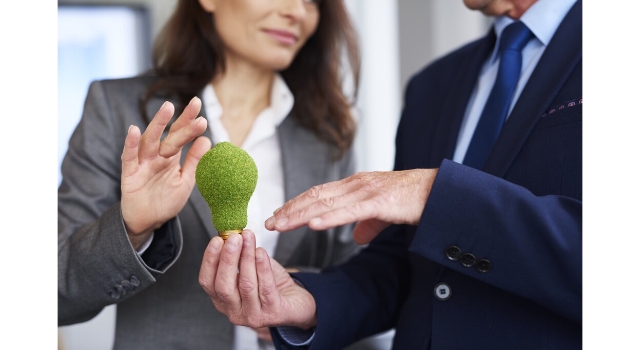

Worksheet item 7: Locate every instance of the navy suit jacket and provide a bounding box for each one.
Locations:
[274,1,582,349]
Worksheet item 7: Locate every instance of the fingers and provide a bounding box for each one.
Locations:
[159,97,207,158]
[266,177,374,232]
[139,101,175,160]
[255,248,280,312]
[214,233,243,317]
[121,125,141,177]
[168,96,201,133]
[181,136,212,180]
[199,236,224,296]
[238,230,261,320]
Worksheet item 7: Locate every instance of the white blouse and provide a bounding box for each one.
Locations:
[202,74,293,350]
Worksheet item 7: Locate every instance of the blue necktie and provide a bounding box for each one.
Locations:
[463,21,534,170]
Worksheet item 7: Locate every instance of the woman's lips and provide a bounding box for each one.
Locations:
[264,29,298,45]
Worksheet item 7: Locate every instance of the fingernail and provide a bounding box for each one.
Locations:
[190,96,199,104]
[242,230,254,243]
[128,125,133,133]
[275,217,288,228]
[209,237,222,252]
[265,217,275,229]
[310,217,322,227]
[161,101,168,108]
[256,248,265,262]
[226,234,240,251]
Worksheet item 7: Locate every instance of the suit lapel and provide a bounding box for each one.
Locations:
[272,116,326,265]
[483,0,582,177]
[428,29,496,165]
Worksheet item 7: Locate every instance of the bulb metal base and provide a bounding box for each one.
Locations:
[218,229,243,241]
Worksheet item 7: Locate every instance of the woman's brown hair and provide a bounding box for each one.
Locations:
[143,0,360,157]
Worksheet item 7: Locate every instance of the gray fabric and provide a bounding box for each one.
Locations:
[58,76,361,350]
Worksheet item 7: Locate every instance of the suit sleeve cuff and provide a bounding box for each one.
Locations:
[276,326,315,347]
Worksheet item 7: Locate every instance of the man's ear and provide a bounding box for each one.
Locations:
[198,0,216,13]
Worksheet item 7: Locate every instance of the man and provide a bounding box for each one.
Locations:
[199,0,582,348]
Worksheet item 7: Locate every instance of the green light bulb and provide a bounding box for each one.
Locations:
[195,142,258,240]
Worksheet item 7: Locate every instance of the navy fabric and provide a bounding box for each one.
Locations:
[463,21,533,169]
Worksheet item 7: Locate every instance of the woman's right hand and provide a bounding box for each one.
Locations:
[120,97,211,249]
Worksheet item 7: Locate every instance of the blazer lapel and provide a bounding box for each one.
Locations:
[272,115,327,265]
[185,93,218,239]
[483,0,582,177]
[428,29,496,165]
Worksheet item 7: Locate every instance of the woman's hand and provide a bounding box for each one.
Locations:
[120,97,211,249]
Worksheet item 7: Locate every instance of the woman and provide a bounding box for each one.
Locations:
[58,0,361,349]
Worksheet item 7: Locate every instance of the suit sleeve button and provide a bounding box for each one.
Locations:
[445,246,462,260]
[108,289,121,300]
[476,259,492,273]
[121,280,134,291]
[460,253,476,267]
[129,275,140,287]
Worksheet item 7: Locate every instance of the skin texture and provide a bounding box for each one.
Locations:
[121,97,210,249]
[462,0,538,19]
[199,231,318,329]
[199,0,320,71]
[266,169,439,245]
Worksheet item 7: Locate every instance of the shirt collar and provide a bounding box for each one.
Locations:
[489,0,577,63]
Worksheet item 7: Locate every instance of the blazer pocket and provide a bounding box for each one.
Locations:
[535,103,582,130]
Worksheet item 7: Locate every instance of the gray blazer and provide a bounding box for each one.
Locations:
[58,76,361,349]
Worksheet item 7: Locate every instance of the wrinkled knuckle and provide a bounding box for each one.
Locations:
[308,185,323,199]
[292,208,307,221]
[237,276,256,296]
[347,201,363,216]
[320,196,335,209]
[215,285,233,301]
[198,276,211,293]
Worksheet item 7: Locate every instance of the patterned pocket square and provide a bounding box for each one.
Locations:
[542,98,582,117]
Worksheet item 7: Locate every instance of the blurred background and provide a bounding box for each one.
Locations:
[57,0,489,348]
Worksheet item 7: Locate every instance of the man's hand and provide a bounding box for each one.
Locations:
[120,97,210,249]
[265,169,438,244]
[199,230,318,330]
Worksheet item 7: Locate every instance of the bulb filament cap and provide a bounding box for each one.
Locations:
[218,229,243,241]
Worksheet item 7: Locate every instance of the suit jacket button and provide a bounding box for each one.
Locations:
[434,283,451,301]
[476,259,492,273]
[445,246,462,261]
[460,253,476,267]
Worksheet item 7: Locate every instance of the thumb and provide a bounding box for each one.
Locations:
[353,219,390,245]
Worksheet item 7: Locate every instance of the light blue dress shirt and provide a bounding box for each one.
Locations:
[452,0,578,163]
